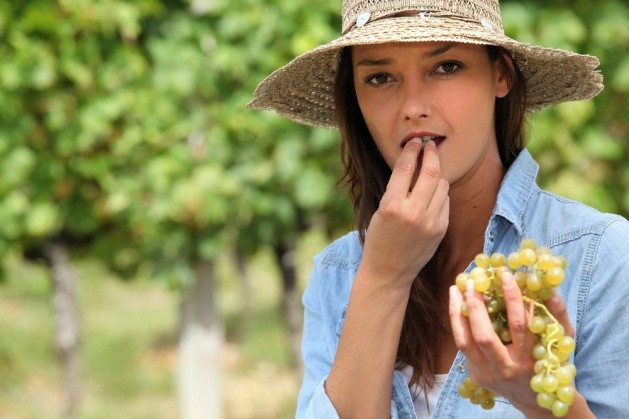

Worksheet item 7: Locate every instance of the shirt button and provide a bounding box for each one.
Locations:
[489,232,495,242]
[457,362,466,373]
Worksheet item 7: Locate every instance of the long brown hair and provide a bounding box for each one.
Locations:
[333,44,527,392]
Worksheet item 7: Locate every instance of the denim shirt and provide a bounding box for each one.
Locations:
[296,149,629,418]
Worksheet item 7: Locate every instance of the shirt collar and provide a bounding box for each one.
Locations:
[492,148,539,235]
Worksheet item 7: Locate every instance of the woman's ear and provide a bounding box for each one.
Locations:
[495,52,515,99]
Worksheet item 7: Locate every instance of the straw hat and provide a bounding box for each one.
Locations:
[248,0,603,129]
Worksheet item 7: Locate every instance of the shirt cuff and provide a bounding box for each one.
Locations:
[300,377,340,419]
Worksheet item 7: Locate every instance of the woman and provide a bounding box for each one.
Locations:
[249,1,629,418]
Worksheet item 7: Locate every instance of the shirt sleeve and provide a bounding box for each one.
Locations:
[295,256,341,419]
[575,217,629,417]
[295,238,401,419]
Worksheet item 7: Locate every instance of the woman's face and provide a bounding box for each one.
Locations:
[352,42,510,187]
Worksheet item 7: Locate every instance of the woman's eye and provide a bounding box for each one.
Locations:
[366,73,392,85]
[435,62,461,75]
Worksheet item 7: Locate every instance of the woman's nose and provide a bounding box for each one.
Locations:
[401,78,431,120]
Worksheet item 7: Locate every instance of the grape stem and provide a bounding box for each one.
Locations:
[523,296,561,373]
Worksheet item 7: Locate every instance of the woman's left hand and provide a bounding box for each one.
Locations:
[448,271,575,417]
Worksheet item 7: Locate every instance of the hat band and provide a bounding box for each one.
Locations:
[342,10,497,35]
[342,0,503,34]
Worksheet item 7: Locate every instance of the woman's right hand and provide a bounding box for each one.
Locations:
[360,139,450,289]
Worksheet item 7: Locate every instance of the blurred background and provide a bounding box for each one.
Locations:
[0,1,626,418]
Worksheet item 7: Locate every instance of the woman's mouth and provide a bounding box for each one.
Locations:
[402,135,446,149]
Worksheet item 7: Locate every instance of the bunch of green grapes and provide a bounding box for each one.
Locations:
[455,238,576,417]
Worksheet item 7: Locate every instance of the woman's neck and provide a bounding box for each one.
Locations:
[438,158,507,275]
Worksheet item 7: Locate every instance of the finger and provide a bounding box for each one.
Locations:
[424,178,450,222]
[385,138,424,199]
[465,279,510,361]
[409,140,443,201]
[544,291,575,338]
[501,271,535,354]
[449,285,483,363]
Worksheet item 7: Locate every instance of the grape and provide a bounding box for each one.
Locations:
[455,238,577,417]
[474,275,491,293]
[529,316,546,334]
[457,375,496,408]
[534,360,546,374]
[537,287,553,301]
[537,253,554,271]
[481,397,495,410]
[556,256,568,269]
[565,364,577,378]
[526,272,543,291]
[462,376,476,391]
[555,366,574,384]
[474,387,492,401]
[489,252,507,267]
[520,238,537,250]
[542,374,559,393]
[458,384,472,398]
[537,392,556,409]
[470,266,486,279]
[487,299,500,314]
[519,248,537,266]
[546,267,565,286]
[552,400,570,417]
[475,253,490,268]
[530,374,544,392]
[558,337,575,353]
[507,252,522,270]
[546,323,565,338]
[556,385,575,404]
[556,350,571,362]
[514,270,527,289]
[532,343,548,360]
[455,273,469,291]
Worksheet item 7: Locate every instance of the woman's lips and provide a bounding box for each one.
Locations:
[401,135,446,149]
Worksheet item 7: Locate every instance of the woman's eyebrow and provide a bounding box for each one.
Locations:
[354,58,392,68]
[355,43,458,67]
[424,43,455,58]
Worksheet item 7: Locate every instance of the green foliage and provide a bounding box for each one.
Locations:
[0,0,626,285]
[0,0,167,268]
[0,0,350,286]
[503,1,629,214]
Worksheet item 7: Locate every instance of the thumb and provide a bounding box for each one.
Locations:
[544,291,575,338]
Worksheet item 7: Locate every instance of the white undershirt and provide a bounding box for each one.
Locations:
[401,367,448,418]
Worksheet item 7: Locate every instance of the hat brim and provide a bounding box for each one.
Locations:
[248,16,603,129]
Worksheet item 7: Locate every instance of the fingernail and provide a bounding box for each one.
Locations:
[501,271,513,284]
[449,285,458,300]
[466,279,475,295]
[548,291,560,303]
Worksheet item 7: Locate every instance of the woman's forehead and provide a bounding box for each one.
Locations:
[350,42,487,63]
